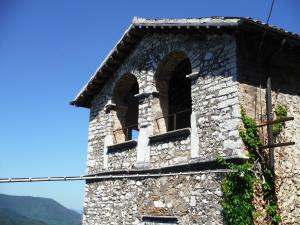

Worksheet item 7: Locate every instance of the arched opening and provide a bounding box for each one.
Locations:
[112,74,139,143]
[154,51,192,134]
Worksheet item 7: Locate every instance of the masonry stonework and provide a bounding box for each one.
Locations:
[237,33,300,224]
[72,17,300,225]
[87,32,243,169]
[150,133,191,168]
[83,173,225,225]
[83,31,243,224]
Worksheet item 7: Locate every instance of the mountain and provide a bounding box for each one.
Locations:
[0,194,82,225]
[0,208,48,225]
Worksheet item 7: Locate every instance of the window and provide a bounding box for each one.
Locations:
[112,73,139,143]
[142,216,178,225]
[154,51,192,134]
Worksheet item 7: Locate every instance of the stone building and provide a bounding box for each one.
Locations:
[71,17,300,224]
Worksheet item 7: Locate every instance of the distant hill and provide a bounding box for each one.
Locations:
[0,194,82,225]
[0,208,48,225]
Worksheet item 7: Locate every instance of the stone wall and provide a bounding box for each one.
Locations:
[83,173,224,225]
[274,93,300,225]
[86,94,109,174]
[237,34,300,224]
[77,18,300,224]
[149,132,191,168]
[87,32,245,173]
[192,35,244,160]
[83,31,246,224]
[107,145,137,170]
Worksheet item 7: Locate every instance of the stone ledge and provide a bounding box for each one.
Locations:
[107,140,137,152]
[86,155,248,183]
[186,71,199,80]
[149,128,191,142]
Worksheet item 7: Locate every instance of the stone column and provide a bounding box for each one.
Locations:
[102,101,116,170]
[135,92,156,168]
[187,72,200,158]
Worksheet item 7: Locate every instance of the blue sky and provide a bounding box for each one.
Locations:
[0,0,299,211]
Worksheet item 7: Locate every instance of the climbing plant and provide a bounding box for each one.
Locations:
[272,105,287,139]
[217,157,255,225]
[218,106,286,225]
[264,105,287,224]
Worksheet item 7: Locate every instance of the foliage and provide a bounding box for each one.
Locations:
[217,157,255,225]
[219,107,286,225]
[262,169,281,224]
[272,105,287,139]
[239,108,262,161]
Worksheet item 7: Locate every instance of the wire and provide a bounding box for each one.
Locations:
[266,0,276,24]
[0,170,235,183]
[257,0,276,122]
[258,0,276,58]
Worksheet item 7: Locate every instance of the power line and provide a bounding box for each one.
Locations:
[0,170,234,183]
[266,0,276,24]
[258,0,276,56]
[257,0,276,123]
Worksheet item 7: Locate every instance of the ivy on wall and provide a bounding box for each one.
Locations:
[218,105,287,225]
[272,105,287,139]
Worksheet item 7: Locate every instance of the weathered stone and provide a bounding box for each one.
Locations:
[75,17,300,225]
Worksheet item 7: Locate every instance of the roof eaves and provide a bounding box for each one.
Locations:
[132,16,241,28]
[240,18,300,42]
[70,24,135,107]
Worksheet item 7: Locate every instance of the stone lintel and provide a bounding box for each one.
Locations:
[141,215,178,223]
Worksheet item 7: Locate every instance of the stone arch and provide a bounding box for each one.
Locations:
[111,73,139,143]
[147,35,201,75]
[153,50,192,134]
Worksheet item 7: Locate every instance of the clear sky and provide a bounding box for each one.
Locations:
[0,0,299,211]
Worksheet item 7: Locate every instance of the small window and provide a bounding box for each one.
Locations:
[141,216,178,225]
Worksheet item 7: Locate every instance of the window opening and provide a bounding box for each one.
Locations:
[167,58,191,131]
[112,74,139,143]
[154,51,192,134]
[132,129,139,140]
[142,216,178,225]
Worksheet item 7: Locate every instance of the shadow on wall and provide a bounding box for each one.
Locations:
[237,33,300,96]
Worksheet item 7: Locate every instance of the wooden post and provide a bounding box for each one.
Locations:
[173,113,177,131]
[266,76,274,171]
